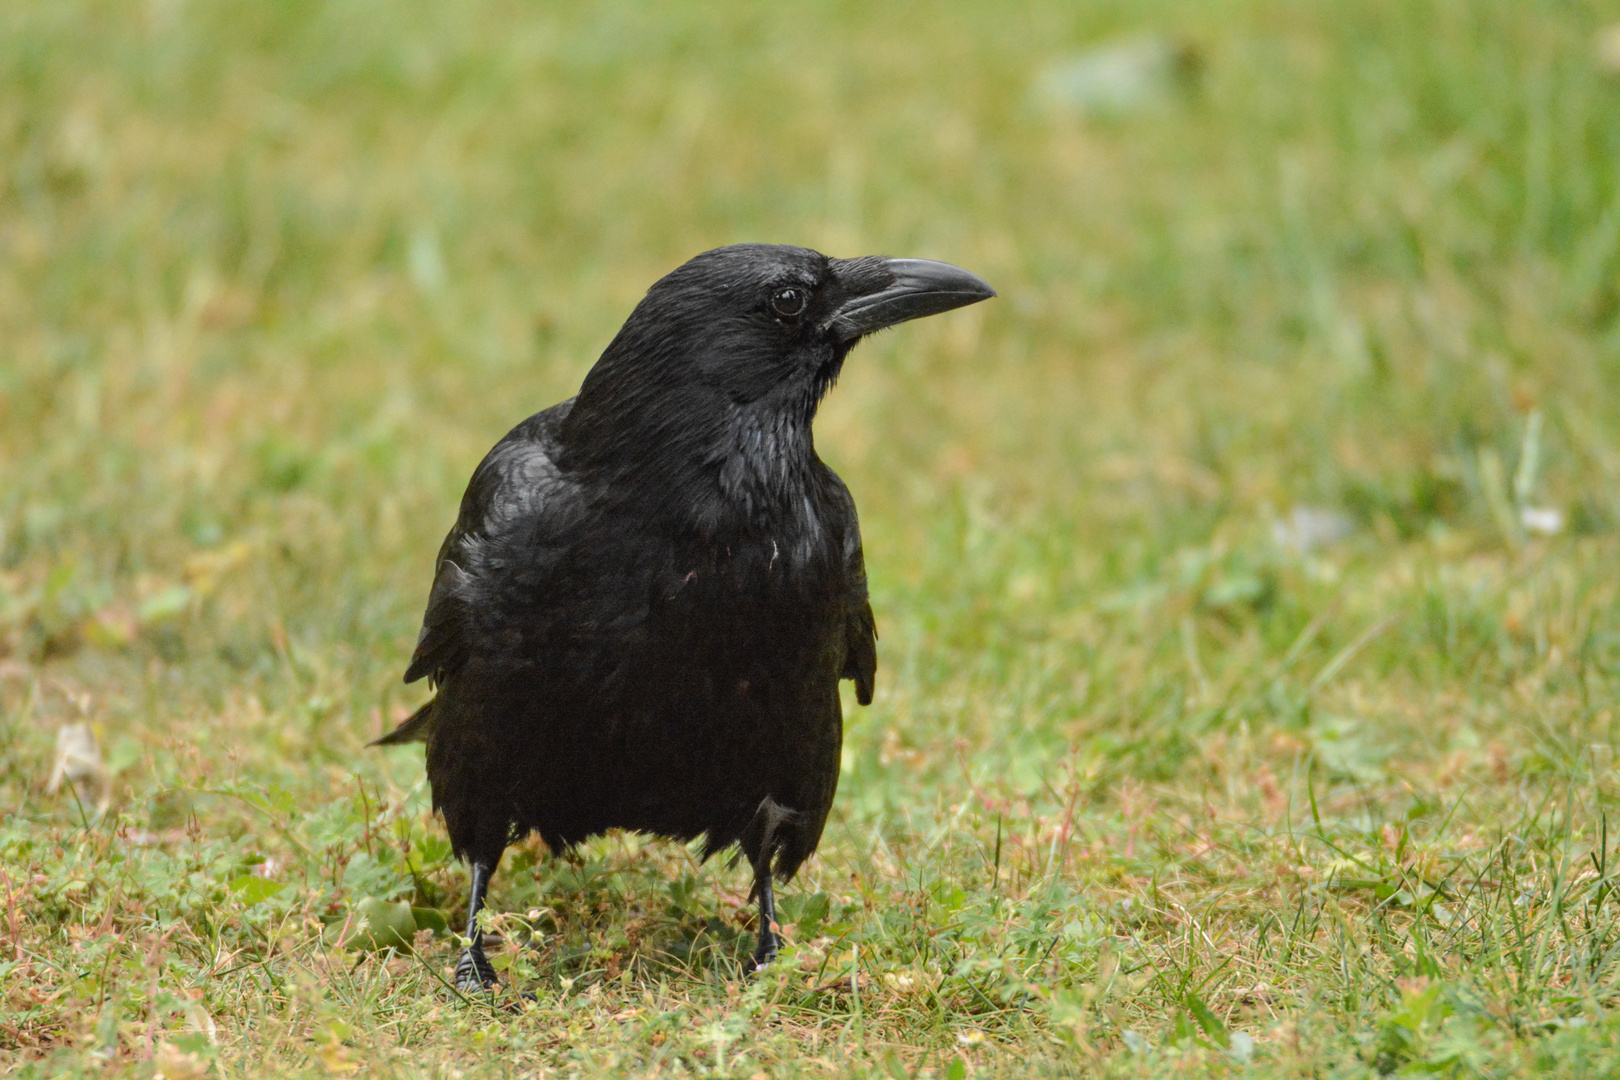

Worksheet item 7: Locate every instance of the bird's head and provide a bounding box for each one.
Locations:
[562,244,994,513]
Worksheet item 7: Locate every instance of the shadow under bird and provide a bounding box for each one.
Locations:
[375,244,994,989]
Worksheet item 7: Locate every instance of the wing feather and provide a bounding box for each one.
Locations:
[403,401,575,689]
[829,474,877,705]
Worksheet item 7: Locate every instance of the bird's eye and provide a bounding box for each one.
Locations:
[771,287,806,317]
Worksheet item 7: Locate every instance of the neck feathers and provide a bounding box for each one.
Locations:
[715,402,817,514]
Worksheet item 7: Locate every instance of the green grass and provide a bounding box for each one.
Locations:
[6,0,1620,1075]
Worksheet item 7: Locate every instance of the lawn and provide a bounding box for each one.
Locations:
[5,1,1620,1076]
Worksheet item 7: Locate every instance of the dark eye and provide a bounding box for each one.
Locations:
[771,287,806,317]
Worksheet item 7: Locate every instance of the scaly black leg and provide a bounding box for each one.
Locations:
[455,859,499,991]
[751,869,779,972]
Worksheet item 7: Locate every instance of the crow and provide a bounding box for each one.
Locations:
[375,244,994,989]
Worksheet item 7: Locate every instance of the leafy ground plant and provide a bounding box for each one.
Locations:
[5,0,1620,1075]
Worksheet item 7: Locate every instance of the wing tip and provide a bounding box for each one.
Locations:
[371,699,435,746]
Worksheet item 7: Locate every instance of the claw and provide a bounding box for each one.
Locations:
[455,945,498,992]
[750,933,779,973]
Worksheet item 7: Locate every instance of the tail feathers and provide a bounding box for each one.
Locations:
[371,699,435,746]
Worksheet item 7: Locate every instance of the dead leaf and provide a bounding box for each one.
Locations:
[47,722,110,816]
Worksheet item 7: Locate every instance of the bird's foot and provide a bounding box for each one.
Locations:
[455,945,498,992]
[749,930,779,974]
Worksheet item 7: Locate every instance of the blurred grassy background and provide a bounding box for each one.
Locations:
[5,1,1620,1076]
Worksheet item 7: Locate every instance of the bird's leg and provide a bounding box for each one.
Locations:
[750,868,780,972]
[455,859,499,991]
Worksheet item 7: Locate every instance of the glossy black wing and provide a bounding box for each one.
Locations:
[829,475,877,705]
[403,400,576,687]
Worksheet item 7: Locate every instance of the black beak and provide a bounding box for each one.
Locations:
[826,258,996,342]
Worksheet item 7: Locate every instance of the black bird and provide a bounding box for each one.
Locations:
[376,244,994,989]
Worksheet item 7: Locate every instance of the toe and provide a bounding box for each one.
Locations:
[454,947,498,991]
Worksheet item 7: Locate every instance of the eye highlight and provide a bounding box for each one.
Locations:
[770,287,807,317]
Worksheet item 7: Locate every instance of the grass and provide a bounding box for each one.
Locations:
[5,0,1620,1074]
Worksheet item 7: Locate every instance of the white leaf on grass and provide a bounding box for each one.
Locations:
[1033,35,1201,118]
[1520,506,1564,536]
[1273,505,1354,554]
